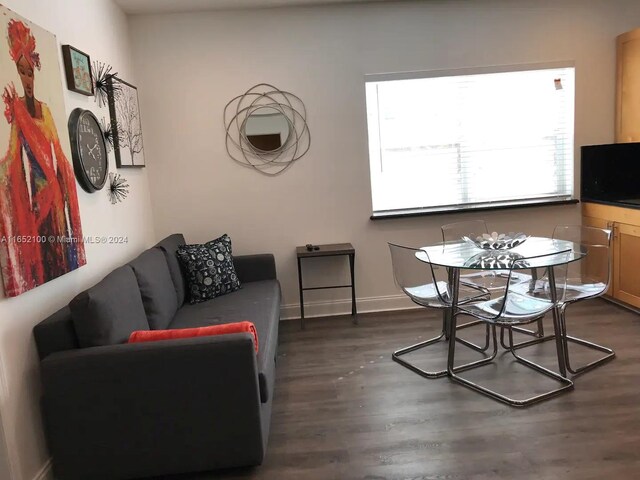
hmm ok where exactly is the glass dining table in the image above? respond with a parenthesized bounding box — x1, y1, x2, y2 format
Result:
(416, 236, 586, 377)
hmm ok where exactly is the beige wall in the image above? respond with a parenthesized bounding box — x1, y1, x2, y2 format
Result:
(130, 0, 640, 319)
(0, 1, 155, 479)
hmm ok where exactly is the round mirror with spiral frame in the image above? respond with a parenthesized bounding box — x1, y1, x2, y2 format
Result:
(224, 83, 310, 176)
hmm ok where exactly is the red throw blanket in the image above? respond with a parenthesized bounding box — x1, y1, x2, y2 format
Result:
(128, 321, 258, 353)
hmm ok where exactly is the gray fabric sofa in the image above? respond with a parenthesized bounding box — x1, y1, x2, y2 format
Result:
(32, 234, 281, 480)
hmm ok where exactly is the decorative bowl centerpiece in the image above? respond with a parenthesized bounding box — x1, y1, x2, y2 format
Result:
(462, 232, 529, 251)
(464, 251, 528, 269)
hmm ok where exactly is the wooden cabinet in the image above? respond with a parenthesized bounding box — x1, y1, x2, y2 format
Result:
(612, 222, 640, 306)
(616, 27, 640, 142)
(583, 202, 640, 308)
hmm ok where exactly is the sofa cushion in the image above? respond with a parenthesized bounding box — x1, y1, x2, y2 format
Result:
(176, 234, 241, 304)
(170, 279, 280, 402)
(70, 266, 150, 347)
(129, 249, 178, 330)
(155, 234, 187, 306)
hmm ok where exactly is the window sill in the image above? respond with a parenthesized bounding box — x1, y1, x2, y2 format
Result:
(370, 198, 580, 220)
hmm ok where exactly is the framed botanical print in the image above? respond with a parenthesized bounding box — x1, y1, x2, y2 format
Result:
(61, 45, 93, 96)
(107, 76, 146, 168)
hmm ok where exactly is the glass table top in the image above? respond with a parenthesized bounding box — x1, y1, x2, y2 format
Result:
(417, 236, 586, 270)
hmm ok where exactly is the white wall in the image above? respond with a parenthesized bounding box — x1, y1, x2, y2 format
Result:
(0, 1, 155, 479)
(130, 0, 640, 319)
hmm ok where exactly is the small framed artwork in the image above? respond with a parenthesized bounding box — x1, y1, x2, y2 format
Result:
(61, 45, 94, 96)
(107, 76, 146, 168)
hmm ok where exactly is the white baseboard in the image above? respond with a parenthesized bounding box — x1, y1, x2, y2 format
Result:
(280, 293, 418, 320)
(32, 459, 52, 480)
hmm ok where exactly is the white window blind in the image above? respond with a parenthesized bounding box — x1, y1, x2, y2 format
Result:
(365, 64, 575, 216)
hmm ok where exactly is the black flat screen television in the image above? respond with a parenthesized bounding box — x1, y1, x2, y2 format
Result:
(581, 142, 640, 205)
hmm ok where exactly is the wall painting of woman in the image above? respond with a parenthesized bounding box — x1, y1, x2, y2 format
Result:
(0, 5, 86, 297)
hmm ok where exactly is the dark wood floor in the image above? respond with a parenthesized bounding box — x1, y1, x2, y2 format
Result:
(165, 299, 640, 480)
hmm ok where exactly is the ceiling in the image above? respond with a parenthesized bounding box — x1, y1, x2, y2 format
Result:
(114, 0, 390, 15)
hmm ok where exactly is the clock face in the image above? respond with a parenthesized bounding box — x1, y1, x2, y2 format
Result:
(69, 108, 108, 193)
(78, 113, 107, 186)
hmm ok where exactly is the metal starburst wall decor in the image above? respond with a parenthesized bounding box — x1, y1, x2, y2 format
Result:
(107, 173, 129, 204)
(91, 61, 121, 108)
(100, 117, 114, 153)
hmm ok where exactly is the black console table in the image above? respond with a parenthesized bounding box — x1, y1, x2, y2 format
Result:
(296, 243, 357, 329)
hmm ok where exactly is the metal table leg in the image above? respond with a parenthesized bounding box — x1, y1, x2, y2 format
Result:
(297, 256, 305, 329)
(548, 267, 567, 377)
(447, 269, 461, 374)
(349, 252, 357, 324)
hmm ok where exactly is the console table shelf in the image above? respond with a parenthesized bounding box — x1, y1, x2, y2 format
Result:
(296, 243, 357, 328)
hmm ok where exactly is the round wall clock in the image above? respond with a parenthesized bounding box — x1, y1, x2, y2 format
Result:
(68, 108, 108, 193)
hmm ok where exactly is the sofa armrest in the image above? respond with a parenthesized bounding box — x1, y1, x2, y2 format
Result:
(233, 253, 277, 283)
(40, 334, 264, 480)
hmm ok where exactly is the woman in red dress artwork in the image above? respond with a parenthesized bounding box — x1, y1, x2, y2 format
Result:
(0, 19, 85, 297)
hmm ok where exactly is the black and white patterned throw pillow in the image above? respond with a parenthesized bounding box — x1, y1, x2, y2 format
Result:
(176, 234, 241, 304)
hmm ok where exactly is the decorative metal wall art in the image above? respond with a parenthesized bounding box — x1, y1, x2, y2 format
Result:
(224, 83, 310, 176)
(91, 61, 120, 108)
(100, 116, 114, 152)
(107, 172, 129, 204)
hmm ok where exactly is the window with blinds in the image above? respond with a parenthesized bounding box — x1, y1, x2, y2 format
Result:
(365, 64, 575, 217)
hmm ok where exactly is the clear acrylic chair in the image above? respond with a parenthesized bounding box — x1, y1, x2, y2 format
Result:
(441, 220, 543, 347)
(388, 242, 496, 379)
(553, 225, 614, 375)
(448, 249, 575, 407)
(510, 226, 614, 375)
